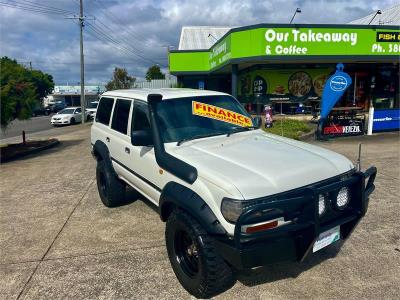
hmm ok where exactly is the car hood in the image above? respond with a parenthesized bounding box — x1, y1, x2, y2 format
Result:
(167, 130, 354, 199)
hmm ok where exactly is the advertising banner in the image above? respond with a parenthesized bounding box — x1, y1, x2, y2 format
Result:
(322, 119, 364, 136)
(320, 64, 352, 119)
(238, 68, 332, 103)
(372, 109, 400, 131)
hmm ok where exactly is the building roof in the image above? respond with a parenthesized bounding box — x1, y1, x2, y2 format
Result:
(102, 88, 228, 101)
(178, 26, 233, 50)
(349, 4, 400, 25)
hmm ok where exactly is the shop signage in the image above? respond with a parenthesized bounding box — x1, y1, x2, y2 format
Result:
(376, 32, 400, 42)
(320, 64, 352, 119)
(322, 119, 364, 136)
(169, 25, 400, 73)
(372, 109, 400, 131)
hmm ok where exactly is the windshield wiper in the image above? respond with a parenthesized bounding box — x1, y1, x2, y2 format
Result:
(226, 126, 258, 137)
(177, 132, 226, 146)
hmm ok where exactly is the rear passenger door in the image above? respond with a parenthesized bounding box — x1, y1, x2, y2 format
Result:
(108, 98, 133, 181)
(74, 107, 82, 122)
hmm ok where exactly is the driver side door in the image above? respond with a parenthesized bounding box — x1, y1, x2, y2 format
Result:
(129, 100, 163, 205)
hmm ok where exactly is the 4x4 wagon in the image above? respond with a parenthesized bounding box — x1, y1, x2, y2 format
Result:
(91, 88, 376, 298)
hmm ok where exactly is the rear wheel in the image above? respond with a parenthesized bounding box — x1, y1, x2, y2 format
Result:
(166, 209, 235, 298)
(96, 160, 126, 207)
(70, 117, 75, 125)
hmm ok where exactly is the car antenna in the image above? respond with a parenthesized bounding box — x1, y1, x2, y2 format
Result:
(356, 143, 362, 171)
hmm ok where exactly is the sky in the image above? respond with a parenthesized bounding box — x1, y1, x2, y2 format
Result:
(0, 0, 397, 85)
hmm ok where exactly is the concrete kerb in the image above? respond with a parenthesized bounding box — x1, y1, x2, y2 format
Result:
(0, 139, 60, 163)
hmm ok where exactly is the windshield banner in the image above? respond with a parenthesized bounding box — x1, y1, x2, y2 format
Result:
(192, 101, 252, 127)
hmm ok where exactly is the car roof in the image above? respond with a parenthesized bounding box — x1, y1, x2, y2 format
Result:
(101, 88, 230, 101)
(62, 107, 80, 109)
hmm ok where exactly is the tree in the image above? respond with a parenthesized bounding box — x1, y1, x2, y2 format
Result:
(145, 65, 165, 81)
(0, 57, 54, 128)
(105, 67, 136, 91)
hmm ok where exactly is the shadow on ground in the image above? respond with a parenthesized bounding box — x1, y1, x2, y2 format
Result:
(0, 139, 87, 164)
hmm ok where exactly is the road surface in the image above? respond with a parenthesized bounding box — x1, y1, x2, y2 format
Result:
(0, 115, 53, 140)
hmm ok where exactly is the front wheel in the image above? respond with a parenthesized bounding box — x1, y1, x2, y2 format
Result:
(166, 209, 235, 298)
(96, 160, 126, 207)
(70, 117, 75, 125)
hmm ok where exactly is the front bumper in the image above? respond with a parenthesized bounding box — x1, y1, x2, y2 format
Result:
(51, 119, 69, 125)
(214, 167, 377, 269)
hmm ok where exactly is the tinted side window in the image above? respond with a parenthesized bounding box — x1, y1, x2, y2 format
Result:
(75, 108, 81, 113)
(96, 97, 114, 125)
(132, 101, 150, 131)
(111, 99, 132, 134)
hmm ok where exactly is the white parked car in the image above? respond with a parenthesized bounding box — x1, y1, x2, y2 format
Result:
(86, 101, 99, 120)
(51, 107, 88, 126)
(90, 89, 376, 298)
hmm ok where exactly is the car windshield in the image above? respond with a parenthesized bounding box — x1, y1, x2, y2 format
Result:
(58, 109, 75, 114)
(87, 102, 98, 109)
(155, 95, 253, 143)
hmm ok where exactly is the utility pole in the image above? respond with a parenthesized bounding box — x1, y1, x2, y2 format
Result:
(65, 4, 94, 124)
(29, 61, 32, 71)
(79, 0, 85, 124)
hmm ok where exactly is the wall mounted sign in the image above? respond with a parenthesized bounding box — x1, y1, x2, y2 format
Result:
(372, 109, 400, 131)
(169, 25, 400, 73)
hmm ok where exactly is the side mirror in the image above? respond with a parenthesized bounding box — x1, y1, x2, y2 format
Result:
(252, 116, 262, 128)
(131, 129, 153, 146)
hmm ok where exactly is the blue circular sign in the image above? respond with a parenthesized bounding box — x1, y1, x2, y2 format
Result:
(330, 75, 348, 92)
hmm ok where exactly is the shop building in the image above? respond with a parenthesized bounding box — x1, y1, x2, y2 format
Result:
(169, 10, 400, 132)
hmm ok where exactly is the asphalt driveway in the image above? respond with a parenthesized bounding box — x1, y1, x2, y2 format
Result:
(0, 126, 399, 299)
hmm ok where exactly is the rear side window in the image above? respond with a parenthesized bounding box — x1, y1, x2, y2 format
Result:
(111, 99, 132, 134)
(132, 101, 150, 131)
(96, 97, 114, 125)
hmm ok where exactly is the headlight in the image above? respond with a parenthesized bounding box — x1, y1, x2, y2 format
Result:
(318, 194, 327, 216)
(336, 187, 350, 209)
(221, 198, 243, 223)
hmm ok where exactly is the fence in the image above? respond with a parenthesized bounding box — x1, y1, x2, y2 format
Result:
(135, 77, 178, 89)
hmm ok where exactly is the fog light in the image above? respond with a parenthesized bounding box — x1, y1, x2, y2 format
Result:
(318, 194, 326, 216)
(336, 187, 350, 209)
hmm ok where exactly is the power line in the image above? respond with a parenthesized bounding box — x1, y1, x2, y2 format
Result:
(86, 22, 165, 66)
(0, 0, 75, 15)
(92, 0, 154, 48)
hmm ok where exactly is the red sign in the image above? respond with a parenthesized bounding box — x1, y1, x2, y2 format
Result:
(323, 124, 362, 135)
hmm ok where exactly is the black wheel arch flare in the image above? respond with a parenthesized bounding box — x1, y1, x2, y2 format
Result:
(160, 182, 227, 235)
(92, 140, 118, 177)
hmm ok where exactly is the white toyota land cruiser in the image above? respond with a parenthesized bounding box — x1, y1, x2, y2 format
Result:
(91, 88, 376, 298)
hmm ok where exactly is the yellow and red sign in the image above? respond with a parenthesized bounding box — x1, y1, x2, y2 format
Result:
(192, 101, 252, 127)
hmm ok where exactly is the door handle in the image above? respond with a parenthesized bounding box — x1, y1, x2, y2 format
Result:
(125, 147, 130, 154)
(106, 137, 110, 142)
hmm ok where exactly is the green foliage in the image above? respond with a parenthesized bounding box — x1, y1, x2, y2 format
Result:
(145, 65, 165, 81)
(263, 118, 311, 140)
(0, 57, 54, 127)
(105, 67, 136, 91)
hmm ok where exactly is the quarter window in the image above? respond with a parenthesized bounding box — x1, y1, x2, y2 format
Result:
(96, 97, 114, 125)
(111, 99, 132, 134)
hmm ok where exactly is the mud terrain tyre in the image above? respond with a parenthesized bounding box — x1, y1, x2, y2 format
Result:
(96, 160, 126, 207)
(166, 209, 235, 298)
